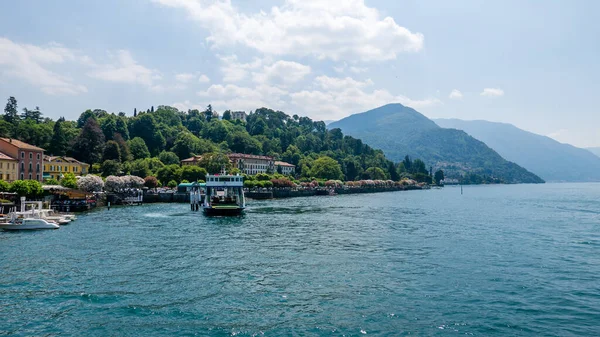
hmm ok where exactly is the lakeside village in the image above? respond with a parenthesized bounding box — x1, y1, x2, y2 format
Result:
(0, 99, 447, 225)
(0, 136, 435, 224)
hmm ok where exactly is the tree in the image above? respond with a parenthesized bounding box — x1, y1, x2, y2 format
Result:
(77, 109, 96, 128)
(102, 160, 122, 176)
(21, 106, 42, 123)
(77, 175, 104, 192)
(158, 151, 180, 165)
(44, 178, 60, 185)
(60, 173, 78, 189)
(129, 159, 151, 178)
(70, 118, 105, 164)
(10, 180, 42, 197)
(134, 108, 137, 117)
(222, 110, 232, 120)
(388, 162, 400, 181)
(205, 104, 213, 122)
(129, 114, 165, 156)
(48, 117, 69, 156)
(113, 133, 131, 161)
(167, 180, 178, 188)
(310, 156, 344, 180)
(144, 176, 159, 189)
(364, 167, 387, 180)
(434, 170, 445, 186)
(198, 152, 231, 174)
(0, 180, 10, 192)
(180, 165, 207, 182)
(115, 117, 129, 140)
(103, 140, 122, 162)
(129, 137, 150, 160)
(100, 115, 117, 141)
(3, 96, 19, 125)
(156, 164, 182, 185)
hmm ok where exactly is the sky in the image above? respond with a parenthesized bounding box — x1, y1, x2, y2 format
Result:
(0, 0, 599, 148)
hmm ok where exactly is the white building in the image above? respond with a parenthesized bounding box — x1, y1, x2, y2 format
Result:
(275, 161, 295, 175)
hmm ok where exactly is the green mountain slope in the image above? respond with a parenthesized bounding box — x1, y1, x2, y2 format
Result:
(329, 104, 544, 184)
(435, 119, 600, 182)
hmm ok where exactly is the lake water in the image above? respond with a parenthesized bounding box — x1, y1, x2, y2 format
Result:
(1, 183, 599, 336)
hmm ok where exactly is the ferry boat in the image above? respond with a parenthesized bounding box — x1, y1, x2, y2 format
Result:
(202, 172, 245, 216)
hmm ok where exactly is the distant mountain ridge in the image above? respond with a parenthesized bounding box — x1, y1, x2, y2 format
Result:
(435, 119, 600, 182)
(587, 147, 600, 158)
(329, 103, 544, 184)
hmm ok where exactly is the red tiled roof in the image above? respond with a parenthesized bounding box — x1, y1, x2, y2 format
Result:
(0, 151, 17, 161)
(275, 161, 295, 167)
(0, 138, 45, 151)
(228, 153, 273, 161)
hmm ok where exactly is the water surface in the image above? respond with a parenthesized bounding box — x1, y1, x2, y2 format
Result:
(1, 183, 599, 336)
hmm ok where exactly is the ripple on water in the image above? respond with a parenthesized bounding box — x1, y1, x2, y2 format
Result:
(1, 183, 600, 336)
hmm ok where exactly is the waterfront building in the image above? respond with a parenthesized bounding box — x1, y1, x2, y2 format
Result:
(0, 138, 44, 182)
(274, 161, 296, 175)
(229, 153, 274, 175)
(181, 153, 275, 175)
(0, 151, 18, 182)
(43, 156, 90, 180)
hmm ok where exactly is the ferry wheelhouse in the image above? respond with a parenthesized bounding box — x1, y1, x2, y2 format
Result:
(202, 173, 245, 216)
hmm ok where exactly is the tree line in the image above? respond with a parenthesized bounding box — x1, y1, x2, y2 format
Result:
(3, 96, 441, 185)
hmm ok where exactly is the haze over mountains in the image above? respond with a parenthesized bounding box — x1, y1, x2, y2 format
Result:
(435, 119, 600, 182)
(329, 104, 544, 184)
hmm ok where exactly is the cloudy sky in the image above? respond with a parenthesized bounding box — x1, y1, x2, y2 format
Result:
(1, 0, 599, 147)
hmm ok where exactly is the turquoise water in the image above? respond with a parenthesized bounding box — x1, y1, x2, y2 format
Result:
(1, 183, 599, 336)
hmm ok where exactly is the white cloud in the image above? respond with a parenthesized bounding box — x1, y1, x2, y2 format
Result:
(0, 37, 87, 95)
(290, 75, 441, 120)
(153, 0, 424, 61)
(175, 73, 195, 83)
(198, 74, 210, 83)
(196, 83, 288, 112)
(219, 55, 263, 82)
(87, 50, 162, 90)
(448, 89, 463, 100)
(480, 88, 504, 97)
(252, 60, 311, 85)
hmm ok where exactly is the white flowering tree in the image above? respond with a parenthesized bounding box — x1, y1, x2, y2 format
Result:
(104, 176, 124, 193)
(77, 174, 104, 193)
(124, 175, 145, 189)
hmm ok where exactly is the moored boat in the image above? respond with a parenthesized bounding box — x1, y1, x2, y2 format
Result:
(0, 218, 59, 230)
(202, 172, 245, 216)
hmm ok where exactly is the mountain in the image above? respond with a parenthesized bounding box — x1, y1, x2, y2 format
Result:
(435, 119, 600, 182)
(329, 103, 544, 184)
(587, 147, 600, 158)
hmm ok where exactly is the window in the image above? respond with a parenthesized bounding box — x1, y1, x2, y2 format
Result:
(20, 162, 24, 171)
(29, 163, 32, 171)
(29, 153, 32, 159)
(20, 173, 23, 180)
(0, 163, 2, 169)
(12, 163, 14, 169)
(21, 152, 24, 159)
(64, 166, 67, 171)
(36, 163, 40, 172)
(0, 174, 3, 180)
(74, 167, 78, 172)
(36, 174, 39, 181)
(28, 173, 32, 180)
(37, 153, 40, 160)
(6, 174, 9, 181)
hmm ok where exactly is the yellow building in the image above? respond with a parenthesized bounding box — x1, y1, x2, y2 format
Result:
(0, 151, 18, 182)
(43, 156, 90, 180)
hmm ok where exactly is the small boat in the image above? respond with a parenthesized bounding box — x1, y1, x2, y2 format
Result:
(0, 218, 59, 230)
(202, 171, 245, 216)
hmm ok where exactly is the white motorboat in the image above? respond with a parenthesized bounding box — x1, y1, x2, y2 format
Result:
(0, 218, 59, 230)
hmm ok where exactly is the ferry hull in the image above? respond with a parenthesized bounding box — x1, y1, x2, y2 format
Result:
(202, 206, 244, 216)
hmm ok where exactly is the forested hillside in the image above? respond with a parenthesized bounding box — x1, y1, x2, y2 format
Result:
(2, 96, 434, 184)
(329, 103, 545, 184)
